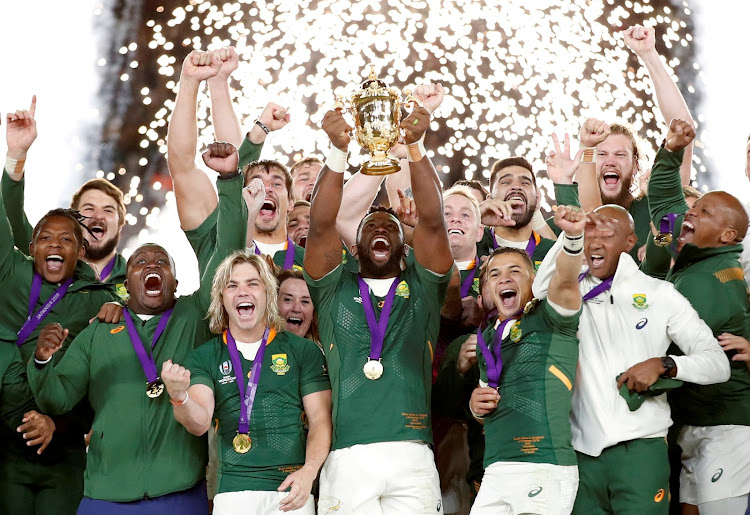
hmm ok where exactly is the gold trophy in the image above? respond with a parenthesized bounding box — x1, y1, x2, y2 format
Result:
(334, 66, 423, 175)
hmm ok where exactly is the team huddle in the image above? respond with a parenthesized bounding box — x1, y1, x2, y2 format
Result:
(1, 23, 749, 515)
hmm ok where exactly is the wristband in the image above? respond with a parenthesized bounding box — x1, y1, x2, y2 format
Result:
(407, 138, 426, 162)
(34, 355, 53, 369)
(562, 232, 584, 256)
(169, 390, 189, 406)
(217, 169, 242, 181)
(469, 404, 486, 420)
(5, 155, 25, 180)
(325, 145, 348, 174)
(580, 147, 596, 164)
(531, 210, 548, 231)
(255, 120, 270, 134)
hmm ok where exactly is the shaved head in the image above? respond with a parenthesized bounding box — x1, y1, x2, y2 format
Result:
(678, 191, 749, 251)
(706, 191, 748, 242)
(593, 205, 635, 236)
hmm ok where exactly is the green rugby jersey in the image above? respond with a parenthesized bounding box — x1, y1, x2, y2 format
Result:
(479, 299, 581, 467)
(476, 229, 554, 271)
(459, 264, 480, 299)
(186, 330, 330, 493)
(305, 261, 451, 450)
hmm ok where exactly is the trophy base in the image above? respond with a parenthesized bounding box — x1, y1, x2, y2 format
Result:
(361, 157, 401, 176)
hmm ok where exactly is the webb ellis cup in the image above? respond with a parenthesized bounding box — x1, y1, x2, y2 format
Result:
(334, 66, 422, 175)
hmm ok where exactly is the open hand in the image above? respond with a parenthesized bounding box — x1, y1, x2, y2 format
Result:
(18, 411, 55, 455)
(6, 95, 37, 159)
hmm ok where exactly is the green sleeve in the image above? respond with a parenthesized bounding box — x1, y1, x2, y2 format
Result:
(554, 183, 581, 207)
(414, 261, 453, 312)
(648, 146, 688, 227)
(184, 207, 218, 284)
(238, 138, 264, 170)
(541, 299, 581, 336)
(639, 236, 672, 280)
(298, 338, 330, 397)
(194, 174, 248, 314)
(185, 341, 216, 391)
(0, 344, 37, 434)
(26, 324, 95, 415)
(1, 173, 33, 254)
(432, 334, 476, 420)
(0, 174, 22, 271)
(304, 265, 345, 315)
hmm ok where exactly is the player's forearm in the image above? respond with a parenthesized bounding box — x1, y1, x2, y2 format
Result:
(302, 415, 332, 475)
(408, 157, 443, 230)
(336, 172, 384, 249)
(173, 396, 212, 436)
(310, 166, 344, 234)
(208, 79, 243, 149)
(640, 51, 694, 126)
(385, 159, 412, 206)
(548, 232, 584, 310)
(576, 162, 603, 212)
(167, 78, 201, 174)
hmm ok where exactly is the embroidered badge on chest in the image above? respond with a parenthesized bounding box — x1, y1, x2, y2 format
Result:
(632, 293, 649, 310)
(395, 280, 410, 298)
(509, 321, 522, 342)
(270, 354, 290, 375)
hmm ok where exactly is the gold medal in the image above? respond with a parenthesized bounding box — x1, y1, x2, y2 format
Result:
(653, 233, 672, 247)
(363, 359, 384, 380)
(233, 432, 252, 453)
(146, 379, 164, 398)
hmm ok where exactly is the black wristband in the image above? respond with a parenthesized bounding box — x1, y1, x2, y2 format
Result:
(255, 120, 270, 134)
(217, 170, 242, 181)
(661, 356, 676, 377)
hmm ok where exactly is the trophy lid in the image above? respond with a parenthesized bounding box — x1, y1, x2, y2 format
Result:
(360, 65, 387, 90)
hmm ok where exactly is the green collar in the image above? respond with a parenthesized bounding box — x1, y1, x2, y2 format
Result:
(670, 243, 743, 277)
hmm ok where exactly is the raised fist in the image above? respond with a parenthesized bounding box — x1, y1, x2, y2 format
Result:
(213, 46, 239, 80)
(6, 96, 37, 160)
(479, 198, 519, 227)
(257, 102, 291, 132)
(35, 323, 68, 362)
(665, 119, 695, 153)
(161, 359, 191, 403)
(202, 141, 239, 175)
(580, 118, 611, 148)
(545, 133, 582, 184)
(554, 205, 586, 237)
(470, 387, 500, 418)
(413, 83, 445, 115)
(17, 411, 55, 455)
(457, 334, 478, 375)
(322, 109, 353, 151)
(243, 178, 266, 219)
(181, 50, 221, 82)
(623, 25, 656, 58)
(400, 106, 430, 144)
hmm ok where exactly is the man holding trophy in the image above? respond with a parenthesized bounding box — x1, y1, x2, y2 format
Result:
(304, 70, 454, 514)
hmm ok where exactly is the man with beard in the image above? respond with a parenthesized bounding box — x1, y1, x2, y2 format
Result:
(0, 202, 120, 514)
(25, 141, 254, 513)
(168, 49, 302, 273)
(305, 103, 453, 513)
(3, 98, 128, 296)
(287, 200, 310, 248)
(476, 156, 555, 269)
(533, 204, 729, 515)
(468, 206, 585, 514)
(644, 119, 750, 514)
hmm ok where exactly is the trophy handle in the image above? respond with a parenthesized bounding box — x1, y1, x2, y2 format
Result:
(333, 95, 348, 113)
(402, 89, 424, 109)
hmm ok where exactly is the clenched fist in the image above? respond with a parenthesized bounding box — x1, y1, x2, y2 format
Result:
(212, 46, 239, 81)
(413, 83, 445, 115)
(554, 205, 586, 237)
(470, 387, 500, 418)
(400, 106, 430, 144)
(202, 141, 239, 175)
(623, 25, 656, 58)
(322, 109, 353, 151)
(665, 119, 695, 153)
(580, 118, 611, 148)
(35, 323, 68, 362)
(457, 334, 478, 375)
(161, 359, 191, 403)
(181, 50, 221, 82)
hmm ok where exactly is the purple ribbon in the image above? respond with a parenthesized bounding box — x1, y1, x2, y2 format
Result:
(254, 237, 295, 270)
(460, 265, 478, 298)
(358, 276, 400, 362)
(122, 308, 174, 384)
(226, 327, 271, 434)
(578, 272, 614, 302)
(659, 213, 678, 236)
(16, 273, 73, 347)
(99, 254, 117, 283)
(491, 230, 537, 260)
(476, 315, 520, 389)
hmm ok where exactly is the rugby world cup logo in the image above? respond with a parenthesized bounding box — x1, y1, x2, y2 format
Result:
(220, 360, 232, 375)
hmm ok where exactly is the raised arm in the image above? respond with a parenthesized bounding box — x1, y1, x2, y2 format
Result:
(304, 110, 351, 279)
(166, 50, 221, 231)
(336, 171, 384, 250)
(403, 107, 453, 274)
(208, 46, 243, 149)
(238, 102, 291, 169)
(3, 97, 36, 252)
(577, 118, 613, 212)
(647, 119, 693, 227)
(162, 360, 215, 436)
(624, 25, 694, 185)
(547, 206, 586, 311)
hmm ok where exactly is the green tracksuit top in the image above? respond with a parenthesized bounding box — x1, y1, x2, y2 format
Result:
(0, 344, 37, 436)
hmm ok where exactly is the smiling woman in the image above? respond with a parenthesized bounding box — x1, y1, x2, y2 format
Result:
(30, 209, 86, 284)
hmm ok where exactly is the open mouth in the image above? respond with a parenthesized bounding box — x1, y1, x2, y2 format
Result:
(589, 254, 605, 268)
(678, 220, 695, 245)
(298, 236, 307, 248)
(286, 316, 303, 328)
(504, 193, 526, 212)
(602, 171, 620, 189)
(448, 228, 465, 236)
(46, 254, 64, 272)
(499, 289, 518, 309)
(88, 224, 106, 240)
(260, 199, 277, 219)
(237, 301, 255, 319)
(371, 236, 391, 259)
(144, 272, 163, 297)
(305, 192, 312, 202)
